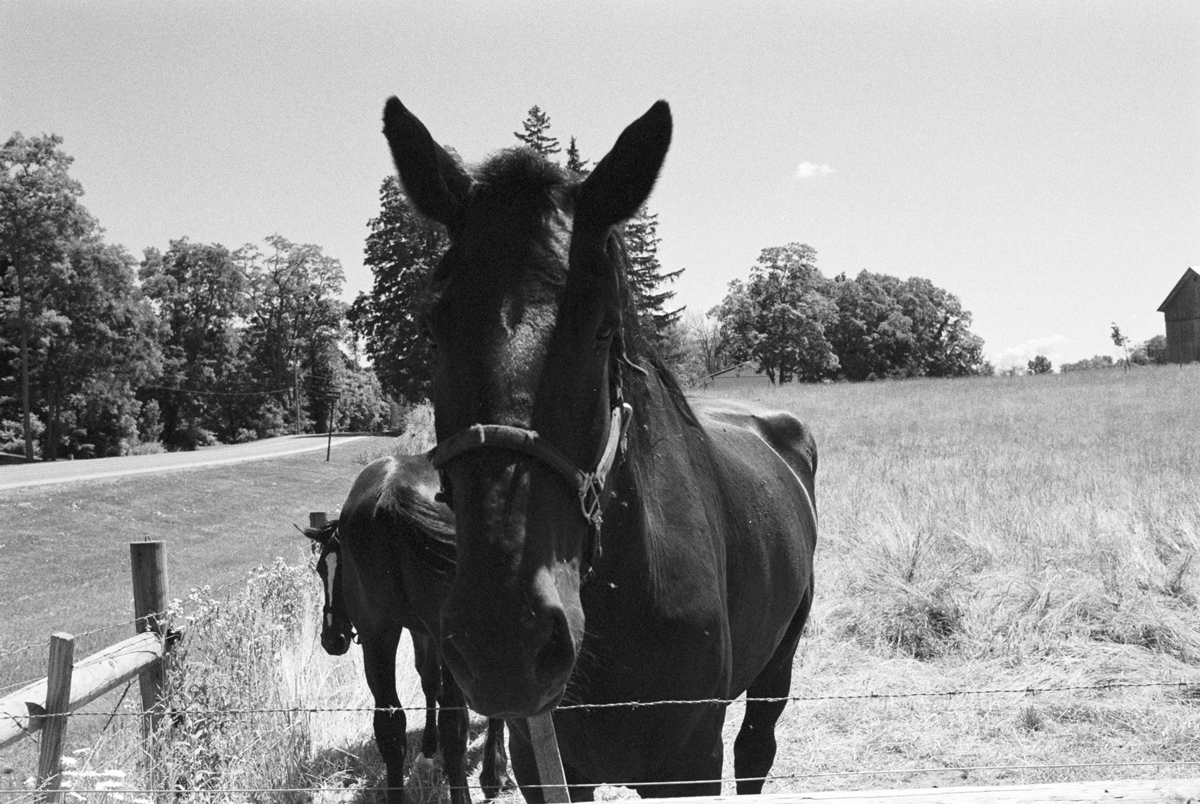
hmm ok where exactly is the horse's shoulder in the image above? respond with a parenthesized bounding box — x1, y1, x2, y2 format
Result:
(693, 400, 817, 483)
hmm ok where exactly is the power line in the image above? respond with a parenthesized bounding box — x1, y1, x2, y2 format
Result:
(143, 384, 292, 398)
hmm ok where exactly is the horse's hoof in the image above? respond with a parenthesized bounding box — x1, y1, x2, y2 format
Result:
(480, 773, 512, 799)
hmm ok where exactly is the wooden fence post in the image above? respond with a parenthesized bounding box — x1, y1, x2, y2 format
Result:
(36, 632, 75, 803)
(130, 541, 168, 736)
(527, 712, 570, 803)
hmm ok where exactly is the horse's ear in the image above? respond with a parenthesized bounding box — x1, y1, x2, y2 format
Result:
(383, 97, 472, 227)
(576, 100, 672, 233)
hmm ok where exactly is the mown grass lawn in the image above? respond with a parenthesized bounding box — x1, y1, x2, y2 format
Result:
(0, 436, 413, 693)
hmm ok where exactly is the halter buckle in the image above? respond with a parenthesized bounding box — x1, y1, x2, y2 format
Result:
(579, 473, 605, 530)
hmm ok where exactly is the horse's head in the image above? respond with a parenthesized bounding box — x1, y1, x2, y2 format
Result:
(303, 521, 356, 656)
(383, 97, 671, 717)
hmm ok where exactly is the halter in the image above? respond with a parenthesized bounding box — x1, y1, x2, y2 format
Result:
(429, 400, 633, 577)
(302, 522, 358, 641)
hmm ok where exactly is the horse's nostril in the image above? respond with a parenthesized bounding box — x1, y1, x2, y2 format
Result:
(534, 610, 574, 682)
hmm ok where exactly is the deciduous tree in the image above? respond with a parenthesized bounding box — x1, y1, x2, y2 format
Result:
(237, 235, 347, 435)
(711, 244, 839, 383)
(35, 238, 161, 458)
(0, 132, 94, 459)
(1027, 355, 1052, 375)
(140, 239, 251, 447)
(1110, 323, 1130, 372)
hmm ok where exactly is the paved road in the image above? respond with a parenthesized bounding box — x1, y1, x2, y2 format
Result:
(0, 434, 375, 491)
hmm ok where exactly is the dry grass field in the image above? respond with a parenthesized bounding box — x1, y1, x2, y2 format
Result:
(709, 364, 1200, 793)
(1, 367, 1197, 801)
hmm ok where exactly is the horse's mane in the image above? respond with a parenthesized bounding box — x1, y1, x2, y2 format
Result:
(472, 148, 573, 214)
(446, 147, 699, 436)
(607, 232, 701, 437)
(381, 483, 457, 576)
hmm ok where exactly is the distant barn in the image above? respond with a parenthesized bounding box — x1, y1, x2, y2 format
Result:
(1157, 267, 1200, 364)
(701, 361, 772, 392)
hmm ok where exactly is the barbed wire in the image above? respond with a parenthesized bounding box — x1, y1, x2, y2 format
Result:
(4, 758, 1197, 799)
(11, 678, 1198, 721)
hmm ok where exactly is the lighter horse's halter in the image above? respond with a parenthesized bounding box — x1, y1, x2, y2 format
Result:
(429, 399, 633, 577)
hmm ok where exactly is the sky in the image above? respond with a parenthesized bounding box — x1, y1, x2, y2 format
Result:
(3, 1, 1198, 369)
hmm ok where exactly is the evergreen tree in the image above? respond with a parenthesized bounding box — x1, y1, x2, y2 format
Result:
(565, 136, 589, 175)
(514, 106, 561, 157)
(623, 207, 682, 337)
(348, 176, 448, 404)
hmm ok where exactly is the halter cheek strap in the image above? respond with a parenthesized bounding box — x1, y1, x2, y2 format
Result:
(429, 403, 632, 575)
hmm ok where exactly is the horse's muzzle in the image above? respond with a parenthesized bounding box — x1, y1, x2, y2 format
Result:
(321, 631, 352, 656)
(440, 597, 575, 718)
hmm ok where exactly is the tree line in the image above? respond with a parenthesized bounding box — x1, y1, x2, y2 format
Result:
(701, 243, 989, 383)
(4, 106, 998, 461)
(1, 133, 389, 461)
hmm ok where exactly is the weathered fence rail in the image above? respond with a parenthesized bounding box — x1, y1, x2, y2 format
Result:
(0, 541, 174, 800)
(0, 630, 167, 750)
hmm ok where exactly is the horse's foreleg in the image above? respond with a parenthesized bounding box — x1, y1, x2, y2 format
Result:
(633, 709, 725, 800)
(479, 718, 510, 799)
(436, 661, 471, 804)
(412, 632, 442, 758)
(733, 584, 812, 795)
(362, 633, 407, 804)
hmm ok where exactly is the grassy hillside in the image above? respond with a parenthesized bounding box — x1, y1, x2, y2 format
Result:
(1, 368, 1196, 800)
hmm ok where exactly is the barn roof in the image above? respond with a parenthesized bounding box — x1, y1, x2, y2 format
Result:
(707, 361, 757, 380)
(1157, 267, 1200, 313)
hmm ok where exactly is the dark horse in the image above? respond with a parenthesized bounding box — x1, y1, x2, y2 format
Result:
(304, 453, 509, 804)
(382, 97, 818, 801)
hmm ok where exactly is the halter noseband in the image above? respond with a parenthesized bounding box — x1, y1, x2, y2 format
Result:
(429, 401, 633, 576)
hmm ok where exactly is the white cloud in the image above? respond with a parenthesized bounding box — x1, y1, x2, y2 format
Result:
(991, 334, 1070, 372)
(795, 162, 836, 179)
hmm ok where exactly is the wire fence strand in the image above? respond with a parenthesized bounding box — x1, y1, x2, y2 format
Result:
(3, 758, 1197, 799)
(8, 677, 1197, 722)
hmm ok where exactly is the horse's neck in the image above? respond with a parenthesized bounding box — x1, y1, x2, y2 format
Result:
(619, 367, 705, 530)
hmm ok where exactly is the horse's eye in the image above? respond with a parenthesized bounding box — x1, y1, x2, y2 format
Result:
(420, 321, 438, 350)
(596, 322, 615, 341)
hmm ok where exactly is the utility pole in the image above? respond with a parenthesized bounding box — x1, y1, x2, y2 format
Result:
(294, 363, 301, 435)
(326, 397, 335, 462)
(6, 255, 34, 462)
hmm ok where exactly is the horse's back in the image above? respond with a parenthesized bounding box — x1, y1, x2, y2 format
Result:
(694, 399, 817, 510)
(690, 398, 817, 693)
(338, 454, 456, 637)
